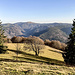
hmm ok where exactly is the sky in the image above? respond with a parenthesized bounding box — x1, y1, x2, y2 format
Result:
(0, 0, 75, 23)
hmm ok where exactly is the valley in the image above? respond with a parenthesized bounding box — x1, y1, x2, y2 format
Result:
(3, 22, 72, 43)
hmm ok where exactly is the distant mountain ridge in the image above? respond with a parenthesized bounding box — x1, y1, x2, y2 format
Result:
(3, 22, 72, 42)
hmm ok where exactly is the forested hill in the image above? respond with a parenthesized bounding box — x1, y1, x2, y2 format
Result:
(3, 22, 72, 43)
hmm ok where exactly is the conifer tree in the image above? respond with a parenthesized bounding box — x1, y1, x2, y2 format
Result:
(0, 20, 7, 53)
(63, 19, 75, 65)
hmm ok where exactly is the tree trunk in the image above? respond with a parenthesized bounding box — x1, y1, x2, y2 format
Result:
(35, 52, 38, 56)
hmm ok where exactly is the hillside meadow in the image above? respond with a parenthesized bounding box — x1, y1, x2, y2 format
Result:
(5, 43, 64, 61)
(0, 43, 74, 75)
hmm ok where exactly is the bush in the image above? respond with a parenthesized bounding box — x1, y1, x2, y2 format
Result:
(0, 45, 7, 53)
(50, 40, 62, 50)
(21, 37, 28, 43)
(7, 38, 12, 43)
(61, 43, 67, 51)
(21, 36, 44, 44)
(11, 36, 44, 44)
(44, 40, 66, 50)
(44, 39, 51, 46)
(11, 36, 22, 43)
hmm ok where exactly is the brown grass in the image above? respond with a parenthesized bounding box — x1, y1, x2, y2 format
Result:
(0, 43, 74, 75)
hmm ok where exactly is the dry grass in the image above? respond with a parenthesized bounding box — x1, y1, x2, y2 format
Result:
(5, 43, 64, 61)
(39, 46, 64, 61)
(0, 43, 74, 75)
(0, 61, 75, 75)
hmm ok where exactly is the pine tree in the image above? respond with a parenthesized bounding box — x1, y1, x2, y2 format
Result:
(0, 20, 7, 53)
(63, 19, 75, 65)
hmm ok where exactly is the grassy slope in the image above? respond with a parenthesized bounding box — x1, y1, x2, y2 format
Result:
(0, 43, 75, 75)
(4, 43, 64, 61)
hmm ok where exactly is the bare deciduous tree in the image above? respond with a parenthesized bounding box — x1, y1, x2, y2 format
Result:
(23, 38, 44, 56)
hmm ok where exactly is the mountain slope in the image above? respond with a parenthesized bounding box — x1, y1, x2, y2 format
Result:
(3, 22, 71, 42)
(39, 27, 68, 42)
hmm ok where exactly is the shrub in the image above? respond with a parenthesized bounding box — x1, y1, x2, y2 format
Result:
(61, 43, 67, 51)
(44, 40, 66, 51)
(11, 36, 44, 44)
(22, 36, 44, 44)
(50, 40, 62, 50)
(21, 37, 28, 43)
(0, 45, 7, 53)
(44, 39, 51, 46)
(7, 38, 12, 43)
(11, 36, 22, 43)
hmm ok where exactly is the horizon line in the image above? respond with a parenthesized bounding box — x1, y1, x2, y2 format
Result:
(2, 21, 72, 24)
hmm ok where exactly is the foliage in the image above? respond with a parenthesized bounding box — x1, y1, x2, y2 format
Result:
(11, 36, 23, 59)
(63, 19, 75, 65)
(28, 36, 44, 44)
(11, 36, 22, 43)
(11, 36, 44, 56)
(0, 20, 7, 53)
(0, 45, 7, 53)
(7, 38, 12, 43)
(50, 40, 66, 50)
(44, 39, 51, 46)
(11, 36, 44, 44)
(44, 40, 66, 51)
(23, 36, 44, 56)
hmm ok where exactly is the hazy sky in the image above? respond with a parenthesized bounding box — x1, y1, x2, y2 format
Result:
(0, 0, 75, 23)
